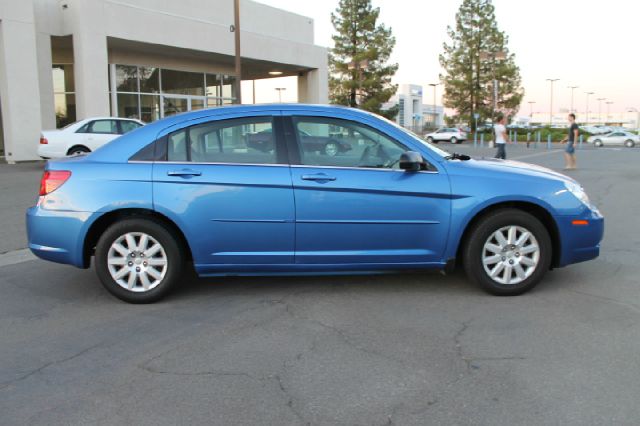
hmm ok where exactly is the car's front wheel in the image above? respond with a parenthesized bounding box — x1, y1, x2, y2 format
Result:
(451, 137, 458, 144)
(462, 209, 552, 296)
(594, 139, 603, 147)
(95, 218, 185, 303)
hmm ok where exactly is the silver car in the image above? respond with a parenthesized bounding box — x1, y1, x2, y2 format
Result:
(587, 131, 639, 148)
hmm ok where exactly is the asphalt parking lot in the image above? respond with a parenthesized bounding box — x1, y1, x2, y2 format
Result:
(1, 143, 639, 425)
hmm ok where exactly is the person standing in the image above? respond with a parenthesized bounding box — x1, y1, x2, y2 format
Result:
(494, 114, 510, 159)
(560, 113, 579, 170)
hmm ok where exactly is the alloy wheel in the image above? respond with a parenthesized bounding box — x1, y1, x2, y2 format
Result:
(107, 232, 168, 292)
(481, 225, 540, 285)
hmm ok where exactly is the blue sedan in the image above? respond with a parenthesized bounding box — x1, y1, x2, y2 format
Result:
(26, 105, 604, 303)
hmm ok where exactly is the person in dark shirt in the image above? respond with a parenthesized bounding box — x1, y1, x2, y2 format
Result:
(560, 113, 579, 170)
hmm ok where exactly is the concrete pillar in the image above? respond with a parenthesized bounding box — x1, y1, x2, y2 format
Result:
(67, 0, 109, 119)
(298, 67, 328, 104)
(0, 4, 43, 162)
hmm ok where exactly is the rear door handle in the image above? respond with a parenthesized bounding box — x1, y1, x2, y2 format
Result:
(167, 169, 202, 177)
(301, 173, 336, 181)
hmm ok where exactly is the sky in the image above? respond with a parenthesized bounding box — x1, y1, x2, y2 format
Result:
(249, 0, 640, 119)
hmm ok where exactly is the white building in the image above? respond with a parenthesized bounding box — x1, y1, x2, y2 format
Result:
(384, 84, 444, 132)
(0, 0, 328, 162)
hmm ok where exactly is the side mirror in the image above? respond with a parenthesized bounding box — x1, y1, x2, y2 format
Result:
(399, 151, 423, 172)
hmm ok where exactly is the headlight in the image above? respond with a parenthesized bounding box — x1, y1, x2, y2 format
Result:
(565, 181, 590, 205)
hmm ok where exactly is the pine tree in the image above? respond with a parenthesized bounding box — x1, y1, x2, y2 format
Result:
(439, 0, 523, 128)
(329, 0, 398, 119)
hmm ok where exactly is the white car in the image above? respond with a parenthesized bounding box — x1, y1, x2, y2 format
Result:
(424, 127, 467, 144)
(587, 131, 639, 148)
(38, 117, 144, 158)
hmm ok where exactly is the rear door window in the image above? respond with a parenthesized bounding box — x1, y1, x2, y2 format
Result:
(166, 117, 279, 164)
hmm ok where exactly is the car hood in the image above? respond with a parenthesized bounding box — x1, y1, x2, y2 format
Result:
(449, 157, 577, 184)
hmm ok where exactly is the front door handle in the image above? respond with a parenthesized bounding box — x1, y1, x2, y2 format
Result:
(167, 169, 202, 177)
(301, 173, 336, 181)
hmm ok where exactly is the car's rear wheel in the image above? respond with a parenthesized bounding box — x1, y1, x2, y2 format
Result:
(426, 136, 434, 143)
(462, 209, 552, 296)
(451, 137, 458, 144)
(594, 140, 603, 147)
(67, 145, 91, 156)
(324, 142, 339, 156)
(624, 139, 635, 148)
(95, 218, 184, 303)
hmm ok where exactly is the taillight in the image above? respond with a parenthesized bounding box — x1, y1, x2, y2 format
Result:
(39, 137, 48, 144)
(39, 170, 71, 196)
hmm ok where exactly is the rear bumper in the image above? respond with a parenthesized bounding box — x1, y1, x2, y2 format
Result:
(556, 207, 604, 267)
(26, 205, 92, 268)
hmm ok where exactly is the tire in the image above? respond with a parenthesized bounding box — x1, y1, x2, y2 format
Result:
(450, 137, 458, 144)
(462, 209, 552, 296)
(67, 145, 91, 156)
(94, 218, 185, 303)
(324, 141, 339, 156)
(426, 137, 434, 144)
(624, 139, 635, 148)
(593, 140, 603, 147)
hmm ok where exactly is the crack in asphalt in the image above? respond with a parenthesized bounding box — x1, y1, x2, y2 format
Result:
(0, 343, 102, 390)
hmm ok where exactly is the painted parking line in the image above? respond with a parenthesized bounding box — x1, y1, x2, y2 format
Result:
(0, 248, 36, 268)
(511, 150, 562, 160)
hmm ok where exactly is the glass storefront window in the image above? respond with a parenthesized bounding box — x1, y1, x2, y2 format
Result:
(54, 93, 76, 128)
(110, 64, 239, 123)
(205, 74, 220, 97)
(53, 64, 76, 128)
(52, 64, 75, 93)
(221, 75, 235, 100)
(115, 65, 138, 92)
(161, 69, 204, 96)
(140, 95, 160, 123)
(139, 67, 159, 93)
(117, 93, 140, 119)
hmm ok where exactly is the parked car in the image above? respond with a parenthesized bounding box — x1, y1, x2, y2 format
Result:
(38, 117, 145, 158)
(587, 131, 639, 147)
(247, 128, 352, 156)
(424, 127, 467, 144)
(27, 105, 603, 303)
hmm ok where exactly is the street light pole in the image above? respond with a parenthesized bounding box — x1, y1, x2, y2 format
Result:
(546, 78, 559, 126)
(567, 85, 579, 112)
(528, 101, 536, 118)
(597, 97, 606, 125)
(585, 91, 594, 125)
(232, 0, 242, 104)
(605, 101, 614, 123)
(275, 87, 286, 103)
(428, 83, 441, 128)
(628, 107, 640, 134)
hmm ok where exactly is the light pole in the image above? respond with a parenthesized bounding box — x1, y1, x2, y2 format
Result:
(605, 101, 614, 123)
(597, 97, 606, 125)
(546, 78, 560, 125)
(275, 87, 286, 103)
(627, 107, 640, 134)
(585, 91, 594, 125)
(480, 50, 506, 125)
(232, 0, 242, 104)
(428, 83, 441, 128)
(528, 101, 536, 119)
(567, 85, 579, 113)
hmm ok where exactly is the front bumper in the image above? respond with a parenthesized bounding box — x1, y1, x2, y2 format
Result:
(556, 206, 604, 267)
(26, 204, 92, 268)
